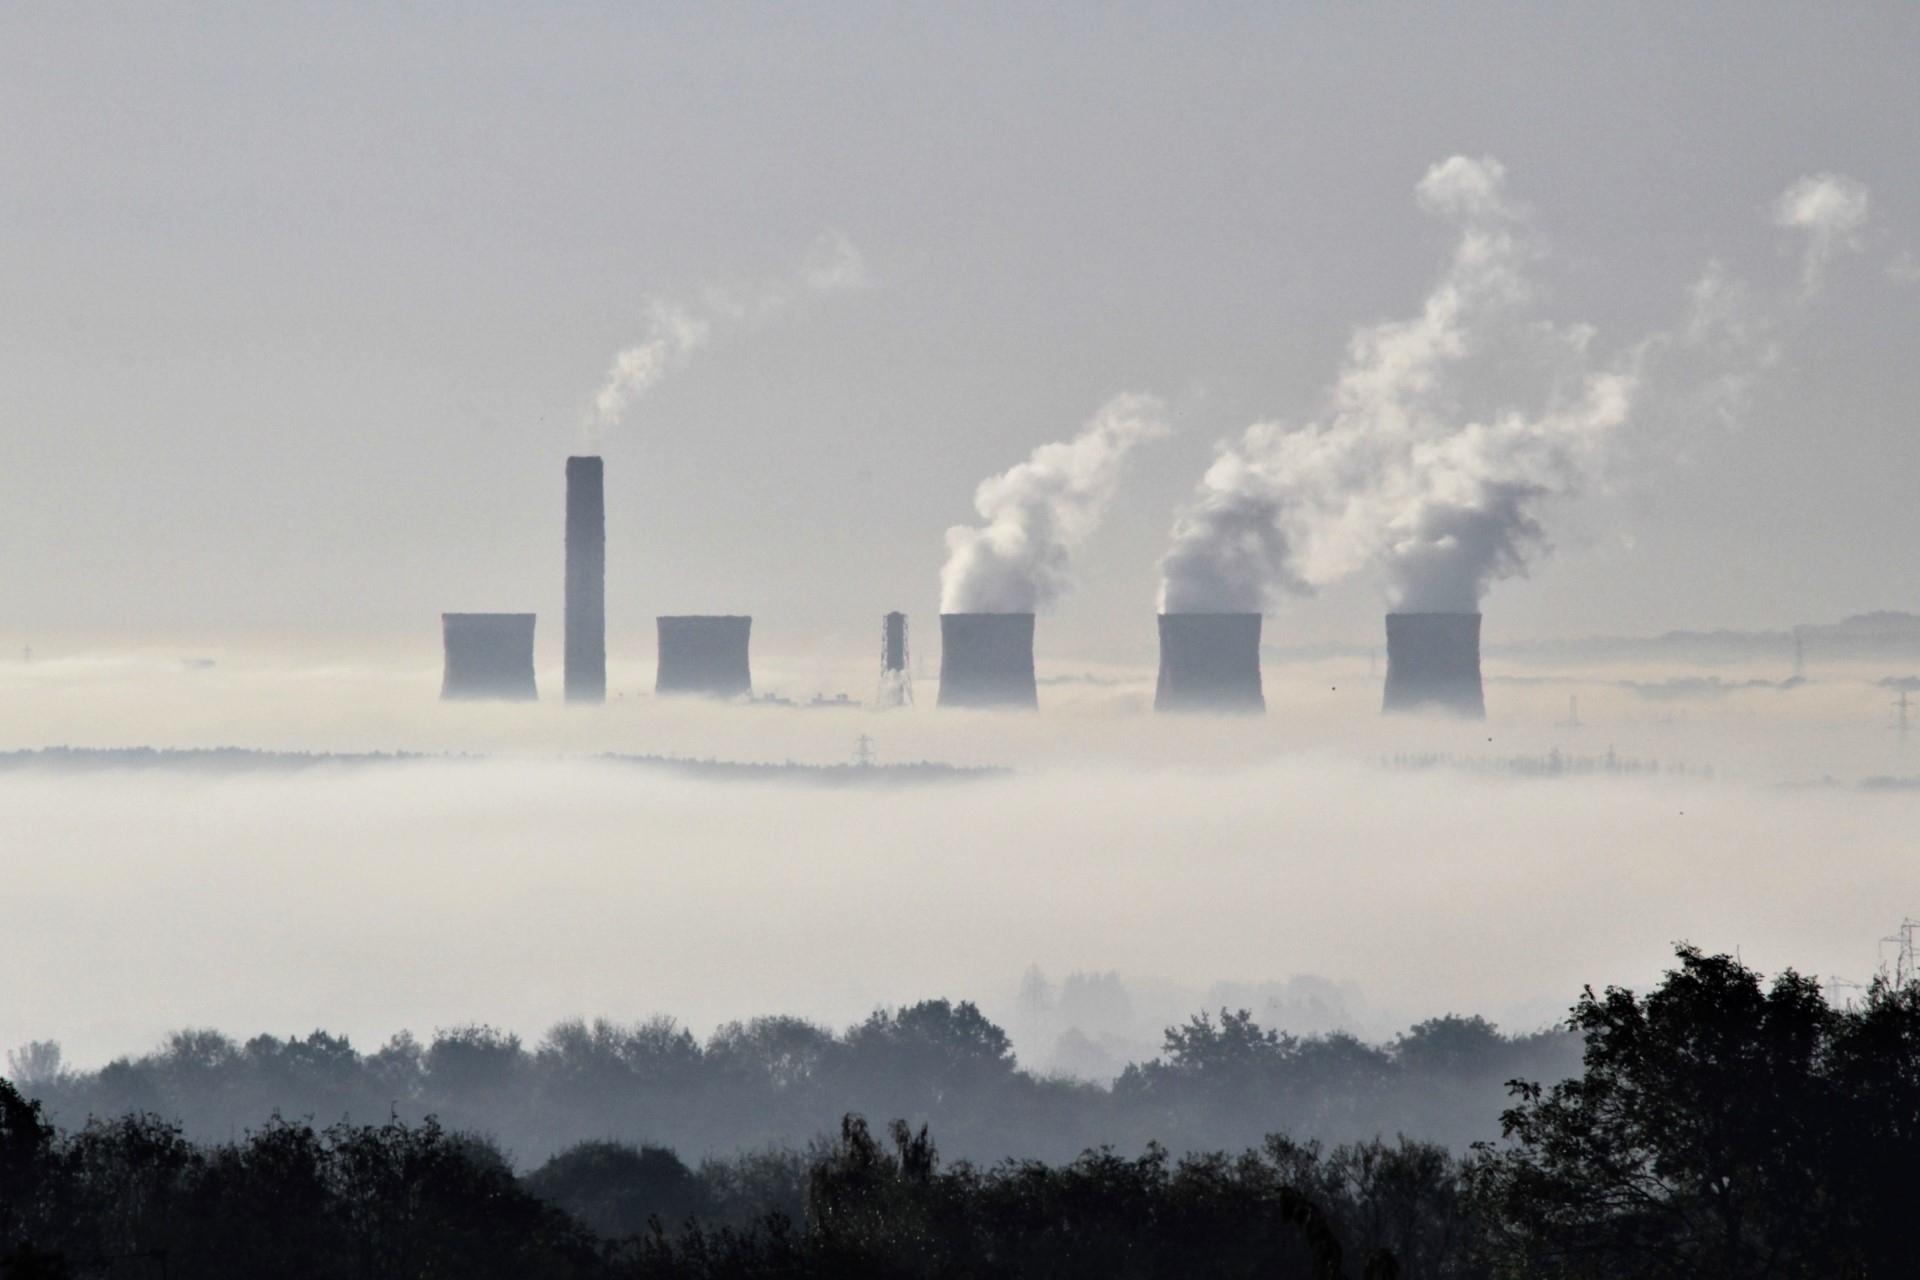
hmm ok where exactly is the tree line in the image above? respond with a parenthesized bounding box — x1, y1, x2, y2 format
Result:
(6, 947, 1919, 1277)
(13, 1003, 1577, 1170)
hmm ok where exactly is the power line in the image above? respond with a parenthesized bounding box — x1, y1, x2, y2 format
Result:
(1883, 918, 1919, 989)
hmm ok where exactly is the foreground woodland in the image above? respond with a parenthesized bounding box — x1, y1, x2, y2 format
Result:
(5, 947, 1919, 1278)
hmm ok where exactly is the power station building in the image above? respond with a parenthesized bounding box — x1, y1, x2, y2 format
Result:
(1155, 612, 1265, 713)
(657, 616, 753, 698)
(441, 613, 538, 700)
(937, 613, 1038, 710)
(428, 456, 1506, 720)
(1382, 612, 1485, 718)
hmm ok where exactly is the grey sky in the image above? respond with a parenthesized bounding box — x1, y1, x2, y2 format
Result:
(4, 4, 1917, 664)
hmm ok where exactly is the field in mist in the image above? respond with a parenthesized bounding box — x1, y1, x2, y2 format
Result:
(4, 635, 1915, 1077)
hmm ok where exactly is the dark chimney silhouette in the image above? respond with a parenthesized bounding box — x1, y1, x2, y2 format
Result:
(1155, 613, 1265, 714)
(656, 616, 752, 697)
(564, 456, 605, 703)
(441, 613, 538, 700)
(1382, 612, 1484, 717)
(883, 612, 908, 676)
(938, 613, 1038, 710)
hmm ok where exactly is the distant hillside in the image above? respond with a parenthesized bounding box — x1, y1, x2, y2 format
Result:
(1496, 612, 1920, 666)
(1265, 612, 1920, 667)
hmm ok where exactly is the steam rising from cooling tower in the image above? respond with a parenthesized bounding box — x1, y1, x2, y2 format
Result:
(937, 613, 1037, 710)
(1157, 158, 1872, 624)
(579, 234, 870, 450)
(1382, 612, 1484, 718)
(564, 457, 605, 703)
(1154, 613, 1264, 714)
(441, 614, 538, 701)
(656, 616, 752, 698)
(941, 394, 1169, 614)
(1158, 156, 1637, 618)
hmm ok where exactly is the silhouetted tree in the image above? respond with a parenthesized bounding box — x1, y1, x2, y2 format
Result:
(0, 1079, 59, 1270)
(1469, 945, 1920, 1279)
(524, 1140, 707, 1239)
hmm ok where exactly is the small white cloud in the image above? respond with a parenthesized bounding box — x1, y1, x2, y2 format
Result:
(1772, 173, 1872, 294)
(800, 231, 873, 294)
(1414, 155, 1515, 222)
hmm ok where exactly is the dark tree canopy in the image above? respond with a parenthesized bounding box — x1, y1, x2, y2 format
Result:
(8, 947, 1920, 1277)
(1471, 945, 1920, 1279)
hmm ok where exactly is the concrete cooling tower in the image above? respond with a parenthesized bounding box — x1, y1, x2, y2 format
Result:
(564, 456, 606, 704)
(1382, 612, 1485, 718)
(937, 613, 1038, 710)
(441, 613, 538, 701)
(1155, 613, 1265, 714)
(656, 616, 752, 697)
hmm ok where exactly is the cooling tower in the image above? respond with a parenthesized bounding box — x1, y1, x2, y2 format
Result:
(564, 456, 606, 703)
(1382, 612, 1485, 718)
(656, 616, 752, 697)
(937, 613, 1038, 710)
(1155, 613, 1265, 714)
(441, 613, 538, 701)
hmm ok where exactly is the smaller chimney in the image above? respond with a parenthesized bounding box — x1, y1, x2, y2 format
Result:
(1382, 612, 1484, 718)
(938, 613, 1038, 710)
(877, 612, 914, 708)
(656, 616, 752, 698)
(1155, 613, 1264, 714)
(442, 613, 538, 701)
(883, 612, 909, 676)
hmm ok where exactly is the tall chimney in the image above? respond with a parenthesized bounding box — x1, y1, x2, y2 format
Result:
(1155, 613, 1265, 714)
(882, 612, 908, 676)
(1382, 612, 1484, 718)
(564, 456, 606, 703)
(442, 613, 538, 701)
(937, 613, 1038, 710)
(656, 616, 752, 697)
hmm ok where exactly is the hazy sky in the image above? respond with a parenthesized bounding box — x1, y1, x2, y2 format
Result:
(4, 4, 1919, 668)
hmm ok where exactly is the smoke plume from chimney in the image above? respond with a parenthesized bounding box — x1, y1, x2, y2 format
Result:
(941, 394, 1168, 614)
(579, 233, 870, 450)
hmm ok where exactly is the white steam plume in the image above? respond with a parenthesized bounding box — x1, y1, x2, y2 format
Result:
(1160, 157, 1637, 614)
(1772, 173, 1871, 295)
(941, 394, 1170, 614)
(582, 303, 712, 449)
(1641, 172, 1874, 436)
(579, 232, 871, 450)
